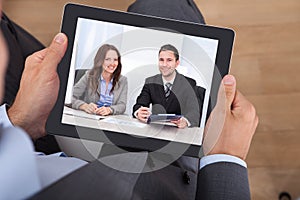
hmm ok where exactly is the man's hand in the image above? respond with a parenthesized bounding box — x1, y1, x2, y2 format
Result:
(8, 33, 68, 140)
(136, 106, 151, 123)
(171, 117, 188, 128)
(203, 75, 258, 160)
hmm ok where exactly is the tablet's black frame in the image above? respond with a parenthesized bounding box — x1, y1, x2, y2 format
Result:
(46, 3, 234, 158)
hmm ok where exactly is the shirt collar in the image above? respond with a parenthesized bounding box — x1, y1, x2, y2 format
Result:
(100, 75, 113, 83)
(162, 71, 176, 86)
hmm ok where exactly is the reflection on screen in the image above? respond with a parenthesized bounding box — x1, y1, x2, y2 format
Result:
(62, 17, 218, 146)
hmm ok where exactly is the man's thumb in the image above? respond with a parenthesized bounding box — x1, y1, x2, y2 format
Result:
(223, 75, 236, 109)
(43, 33, 68, 69)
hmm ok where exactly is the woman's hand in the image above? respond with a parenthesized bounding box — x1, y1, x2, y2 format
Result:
(79, 103, 98, 114)
(95, 106, 112, 116)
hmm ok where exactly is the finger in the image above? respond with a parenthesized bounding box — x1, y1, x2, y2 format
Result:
(139, 108, 147, 113)
(23, 49, 48, 72)
(176, 120, 185, 129)
(141, 107, 149, 111)
(89, 107, 95, 114)
(140, 111, 149, 116)
(90, 104, 98, 111)
(96, 110, 101, 115)
(101, 108, 108, 115)
(222, 75, 237, 110)
(88, 106, 96, 114)
(138, 110, 147, 116)
(42, 33, 68, 71)
(172, 121, 181, 128)
(139, 113, 148, 119)
(232, 90, 250, 110)
(98, 108, 109, 115)
(29, 49, 48, 64)
(171, 120, 179, 125)
(85, 109, 92, 114)
(138, 114, 148, 122)
(96, 111, 103, 115)
(95, 107, 102, 112)
(101, 108, 109, 115)
(91, 103, 98, 109)
(177, 124, 184, 129)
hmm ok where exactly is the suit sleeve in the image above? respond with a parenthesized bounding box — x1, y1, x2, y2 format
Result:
(132, 80, 152, 117)
(196, 162, 251, 200)
(110, 76, 128, 115)
(72, 72, 89, 109)
(127, 0, 206, 24)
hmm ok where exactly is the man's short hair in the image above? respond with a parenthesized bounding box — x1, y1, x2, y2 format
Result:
(159, 44, 179, 61)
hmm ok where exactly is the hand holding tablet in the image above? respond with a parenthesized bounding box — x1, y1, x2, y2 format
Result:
(47, 3, 235, 157)
(147, 114, 182, 124)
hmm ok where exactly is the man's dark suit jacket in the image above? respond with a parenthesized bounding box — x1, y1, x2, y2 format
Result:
(132, 72, 205, 127)
(127, 0, 206, 24)
(31, 159, 250, 200)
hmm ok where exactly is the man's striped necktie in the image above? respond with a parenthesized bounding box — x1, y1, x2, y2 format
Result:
(165, 82, 172, 99)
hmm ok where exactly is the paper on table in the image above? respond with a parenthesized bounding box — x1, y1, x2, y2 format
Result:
(63, 106, 105, 120)
(101, 117, 147, 128)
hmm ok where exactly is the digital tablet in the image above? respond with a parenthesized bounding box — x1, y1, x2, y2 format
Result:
(46, 3, 234, 158)
(147, 114, 183, 124)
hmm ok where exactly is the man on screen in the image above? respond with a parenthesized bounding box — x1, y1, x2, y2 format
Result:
(133, 44, 206, 128)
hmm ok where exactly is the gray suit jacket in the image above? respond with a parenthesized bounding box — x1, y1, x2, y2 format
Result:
(72, 71, 128, 115)
(196, 162, 250, 200)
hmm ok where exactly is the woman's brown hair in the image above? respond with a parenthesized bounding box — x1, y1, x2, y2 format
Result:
(88, 44, 122, 94)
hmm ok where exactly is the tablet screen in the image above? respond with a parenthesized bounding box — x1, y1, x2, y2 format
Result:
(47, 3, 234, 157)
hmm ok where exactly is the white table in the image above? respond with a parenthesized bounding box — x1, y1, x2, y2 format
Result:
(62, 106, 203, 146)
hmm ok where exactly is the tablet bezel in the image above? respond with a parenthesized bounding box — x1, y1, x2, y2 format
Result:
(46, 3, 234, 158)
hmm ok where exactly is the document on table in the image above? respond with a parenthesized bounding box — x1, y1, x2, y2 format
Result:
(101, 118, 147, 128)
(63, 106, 105, 120)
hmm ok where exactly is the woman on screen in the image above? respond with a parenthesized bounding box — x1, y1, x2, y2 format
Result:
(72, 44, 128, 116)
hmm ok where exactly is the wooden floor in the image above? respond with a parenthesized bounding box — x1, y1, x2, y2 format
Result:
(3, 0, 300, 199)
